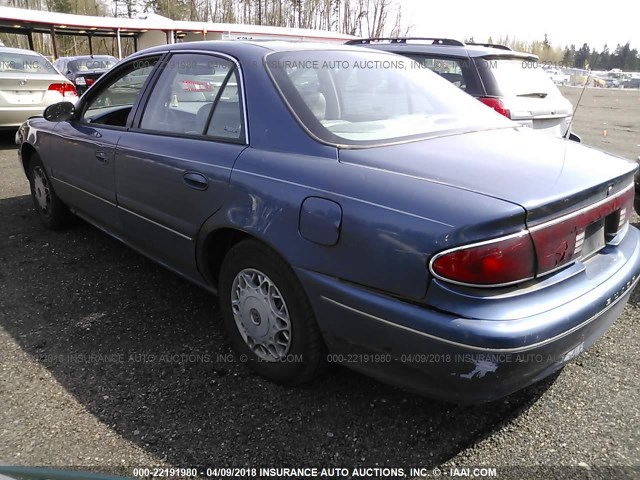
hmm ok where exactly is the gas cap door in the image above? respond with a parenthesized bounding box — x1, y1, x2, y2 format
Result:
(299, 197, 342, 246)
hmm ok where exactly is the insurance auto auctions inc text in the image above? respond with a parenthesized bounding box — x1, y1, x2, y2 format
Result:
(201, 466, 497, 478)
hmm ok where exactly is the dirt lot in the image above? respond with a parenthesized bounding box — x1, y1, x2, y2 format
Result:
(1, 88, 639, 479)
(560, 86, 640, 160)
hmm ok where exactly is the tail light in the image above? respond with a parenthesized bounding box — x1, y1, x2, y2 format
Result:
(48, 83, 77, 98)
(431, 184, 634, 287)
(478, 97, 511, 118)
(86, 78, 95, 86)
(431, 232, 535, 286)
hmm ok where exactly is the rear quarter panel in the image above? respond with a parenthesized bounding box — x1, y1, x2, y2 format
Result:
(212, 147, 527, 300)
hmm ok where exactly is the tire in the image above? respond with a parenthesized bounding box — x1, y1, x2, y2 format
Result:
(218, 239, 326, 385)
(27, 154, 73, 230)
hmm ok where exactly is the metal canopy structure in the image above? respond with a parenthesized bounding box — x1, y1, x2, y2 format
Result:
(0, 6, 354, 59)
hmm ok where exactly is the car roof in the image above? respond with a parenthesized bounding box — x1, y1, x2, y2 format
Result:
(129, 40, 395, 59)
(346, 39, 537, 60)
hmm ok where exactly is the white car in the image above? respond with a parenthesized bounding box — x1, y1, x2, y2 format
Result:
(0, 47, 78, 128)
(544, 68, 570, 86)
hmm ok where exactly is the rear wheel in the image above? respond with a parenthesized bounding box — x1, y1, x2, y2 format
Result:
(28, 154, 73, 230)
(218, 239, 325, 384)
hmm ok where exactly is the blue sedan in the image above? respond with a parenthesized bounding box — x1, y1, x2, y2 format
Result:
(16, 41, 640, 403)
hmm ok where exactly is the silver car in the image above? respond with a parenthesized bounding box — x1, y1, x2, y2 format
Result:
(0, 47, 78, 128)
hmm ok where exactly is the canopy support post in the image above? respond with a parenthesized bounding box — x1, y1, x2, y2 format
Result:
(49, 26, 58, 59)
(116, 28, 122, 59)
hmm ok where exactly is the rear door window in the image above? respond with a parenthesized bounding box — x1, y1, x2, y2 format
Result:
(139, 53, 244, 142)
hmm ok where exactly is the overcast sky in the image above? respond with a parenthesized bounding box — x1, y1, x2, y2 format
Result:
(399, 0, 639, 51)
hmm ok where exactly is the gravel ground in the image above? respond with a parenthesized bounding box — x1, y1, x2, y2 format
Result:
(1, 87, 639, 480)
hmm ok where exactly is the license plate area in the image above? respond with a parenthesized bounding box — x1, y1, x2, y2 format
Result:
(8, 91, 40, 104)
(580, 219, 606, 259)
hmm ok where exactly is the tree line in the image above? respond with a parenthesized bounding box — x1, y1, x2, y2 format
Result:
(475, 34, 640, 71)
(126, 0, 409, 37)
(0, 0, 410, 58)
(1, 0, 638, 72)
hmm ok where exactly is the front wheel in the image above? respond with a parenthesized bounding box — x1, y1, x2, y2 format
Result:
(218, 239, 326, 385)
(28, 154, 73, 230)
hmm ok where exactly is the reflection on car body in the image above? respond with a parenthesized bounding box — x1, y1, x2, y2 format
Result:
(15, 41, 640, 404)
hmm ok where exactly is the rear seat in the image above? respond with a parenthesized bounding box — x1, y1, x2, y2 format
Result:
(205, 100, 242, 141)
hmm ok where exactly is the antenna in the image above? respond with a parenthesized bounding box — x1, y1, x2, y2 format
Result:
(563, 69, 591, 139)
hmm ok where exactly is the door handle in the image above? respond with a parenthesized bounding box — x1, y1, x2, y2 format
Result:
(183, 171, 208, 191)
(95, 151, 108, 164)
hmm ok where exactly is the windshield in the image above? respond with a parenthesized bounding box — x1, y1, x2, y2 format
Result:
(69, 57, 117, 72)
(266, 50, 511, 146)
(487, 59, 560, 97)
(0, 52, 57, 74)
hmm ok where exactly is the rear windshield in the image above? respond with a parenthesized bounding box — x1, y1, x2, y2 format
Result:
(482, 58, 561, 97)
(0, 52, 56, 74)
(266, 50, 510, 147)
(69, 57, 117, 72)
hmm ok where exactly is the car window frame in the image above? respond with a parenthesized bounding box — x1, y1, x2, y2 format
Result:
(74, 52, 167, 132)
(130, 50, 249, 146)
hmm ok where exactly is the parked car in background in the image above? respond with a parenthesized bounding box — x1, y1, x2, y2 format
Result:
(544, 67, 570, 85)
(621, 78, 640, 88)
(622, 78, 640, 89)
(605, 77, 621, 88)
(347, 38, 577, 139)
(16, 41, 640, 404)
(53, 55, 117, 94)
(0, 46, 77, 128)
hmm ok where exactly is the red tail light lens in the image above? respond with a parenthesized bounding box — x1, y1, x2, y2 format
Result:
(431, 232, 536, 286)
(431, 184, 634, 287)
(478, 97, 511, 118)
(86, 78, 95, 86)
(48, 83, 77, 98)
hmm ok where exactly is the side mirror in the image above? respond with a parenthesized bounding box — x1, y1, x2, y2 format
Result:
(43, 101, 76, 122)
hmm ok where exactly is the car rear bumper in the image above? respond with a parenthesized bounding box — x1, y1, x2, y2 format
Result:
(295, 226, 640, 404)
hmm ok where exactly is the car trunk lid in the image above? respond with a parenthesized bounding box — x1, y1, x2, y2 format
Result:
(0, 73, 73, 107)
(338, 127, 636, 227)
